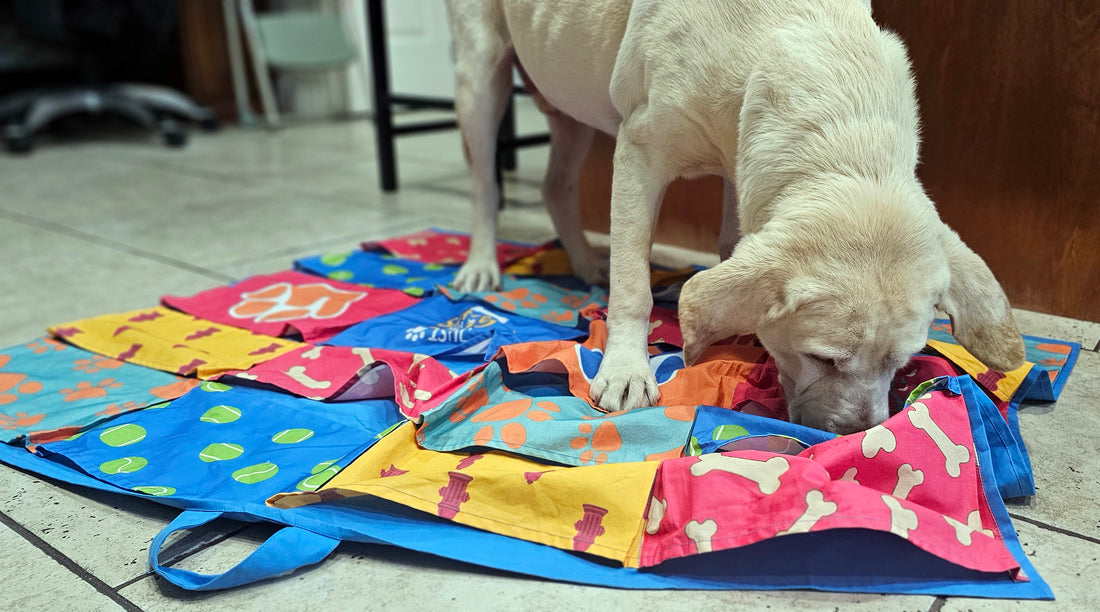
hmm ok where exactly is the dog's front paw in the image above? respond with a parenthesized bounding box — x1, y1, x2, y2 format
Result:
(453, 259, 501, 292)
(590, 353, 660, 412)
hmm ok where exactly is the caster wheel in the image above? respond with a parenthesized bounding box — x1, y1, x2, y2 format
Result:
(162, 129, 188, 148)
(198, 116, 221, 132)
(4, 125, 32, 154)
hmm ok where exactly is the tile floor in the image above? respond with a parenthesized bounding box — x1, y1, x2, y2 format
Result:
(1, 102, 1098, 611)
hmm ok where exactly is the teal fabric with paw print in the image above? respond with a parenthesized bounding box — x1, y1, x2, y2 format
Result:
(295, 250, 458, 297)
(438, 276, 608, 330)
(0, 338, 195, 444)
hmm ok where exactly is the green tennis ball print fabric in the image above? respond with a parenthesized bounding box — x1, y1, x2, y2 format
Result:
(36, 383, 403, 503)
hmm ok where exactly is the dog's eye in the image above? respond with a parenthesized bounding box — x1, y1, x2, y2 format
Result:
(808, 354, 838, 368)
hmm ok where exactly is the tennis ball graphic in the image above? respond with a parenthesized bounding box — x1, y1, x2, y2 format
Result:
(271, 428, 314, 444)
(320, 252, 351, 266)
(327, 270, 354, 282)
(200, 381, 231, 393)
(200, 405, 241, 424)
(99, 424, 147, 447)
(232, 462, 279, 484)
(65, 432, 85, 442)
(424, 264, 445, 271)
(100, 456, 148, 475)
(198, 442, 244, 463)
(712, 424, 750, 440)
(404, 287, 425, 297)
(296, 461, 340, 491)
(132, 486, 176, 496)
(382, 264, 408, 276)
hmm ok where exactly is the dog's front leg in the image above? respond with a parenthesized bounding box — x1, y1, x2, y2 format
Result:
(718, 178, 741, 260)
(590, 136, 668, 412)
(449, 19, 513, 292)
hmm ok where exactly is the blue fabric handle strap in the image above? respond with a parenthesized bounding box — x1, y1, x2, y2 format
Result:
(149, 510, 341, 591)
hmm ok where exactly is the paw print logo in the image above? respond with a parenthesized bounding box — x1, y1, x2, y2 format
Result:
(484, 287, 547, 311)
(570, 420, 623, 464)
(229, 282, 366, 323)
(96, 401, 141, 417)
(73, 355, 125, 374)
(1, 355, 44, 405)
(58, 379, 124, 402)
(405, 326, 427, 341)
(463, 398, 562, 451)
(0, 412, 45, 430)
(25, 338, 66, 354)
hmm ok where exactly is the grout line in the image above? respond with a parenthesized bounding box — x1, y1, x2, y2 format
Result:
(927, 596, 947, 612)
(1090, 339, 1099, 352)
(111, 523, 253, 591)
(1008, 513, 1100, 545)
(0, 509, 144, 612)
(0, 209, 233, 284)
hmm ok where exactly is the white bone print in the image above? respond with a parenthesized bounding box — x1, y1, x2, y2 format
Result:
(907, 402, 969, 477)
(861, 425, 897, 459)
(891, 463, 925, 499)
(645, 498, 667, 535)
(301, 345, 324, 360)
(944, 511, 994, 545)
(776, 490, 837, 536)
(284, 365, 332, 390)
(881, 495, 919, 539)
(689, 455, 790, 494)
(684, 519, 718, 553)
(839, 466, 860, 484)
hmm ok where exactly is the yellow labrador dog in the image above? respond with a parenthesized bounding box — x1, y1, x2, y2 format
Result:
(444, 0, 1025, 433)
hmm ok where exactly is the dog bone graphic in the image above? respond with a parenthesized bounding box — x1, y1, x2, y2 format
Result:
(645, 497, 667, 535)
(861, 424, 897, 459)
(907, 402, 969, 477)
(684, 519, 718, 554)
(891, 463, 925, 499)
(301, 345, 324, 360)
(840, 466, 860, 484)
(881, 494, 919, 539)
(944, 510, 994, 546)
(284, 365, 332, 390)
(776, 489, 838, 536)
(689, 454, 790, 494)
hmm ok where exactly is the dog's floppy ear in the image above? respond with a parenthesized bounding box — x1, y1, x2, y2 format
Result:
(679, 233, 786, 365)
(937, 226, 1026, 372)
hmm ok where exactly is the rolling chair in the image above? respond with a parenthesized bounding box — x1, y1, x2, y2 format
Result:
(0, 0, 219, 154)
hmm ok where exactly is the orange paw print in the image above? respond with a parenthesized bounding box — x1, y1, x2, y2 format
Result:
(25, 338, 66, 354)
(72, 355, 125, 374)
(1, 355, 44, 405)
(465, 399, 562, 451)
(96, 401, 141, 417)
(0, 412, 45, 430)
(58, 378, 124, 402)
(484, 287, 548, 311)
(570, 421, 623, 464)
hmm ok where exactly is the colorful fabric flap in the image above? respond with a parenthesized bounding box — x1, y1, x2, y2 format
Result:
(641, 379, 1022, 579)
(324, 296, 586, 374)
(49, 308, 301, 379)
(500, 320, 782, 419)
(0, 338, 198, 444)
(362, 229, 538, 266)
(295, 250, 458, 297)
(438, 276, 608, 330)
(162, 270, 419, 343)
(268, 422, 657, 567)
(417, 360, 695, 466)
(36, 382, 402, 503)
(502, 243, 575, 277)
(220, 344, 474, 420)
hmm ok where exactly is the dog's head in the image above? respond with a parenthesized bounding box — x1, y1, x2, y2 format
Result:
(679, 195, 1024, 435)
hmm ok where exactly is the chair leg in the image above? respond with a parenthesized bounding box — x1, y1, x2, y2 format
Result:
(107, 84, 218, 129)
(238, 0, 281, 128)
(367, 0, 397, 192)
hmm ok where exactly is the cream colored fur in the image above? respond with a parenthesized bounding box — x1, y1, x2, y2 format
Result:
(444, 0, 1024, 433)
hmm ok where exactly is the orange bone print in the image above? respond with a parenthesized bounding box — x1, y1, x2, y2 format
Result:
(229, 282, 367, 323)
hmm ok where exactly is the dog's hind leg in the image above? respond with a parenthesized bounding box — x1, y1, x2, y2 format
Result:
(447, 2, 513, 292)
(542, 113, 605, 285)
(718, 178, 741, 260)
